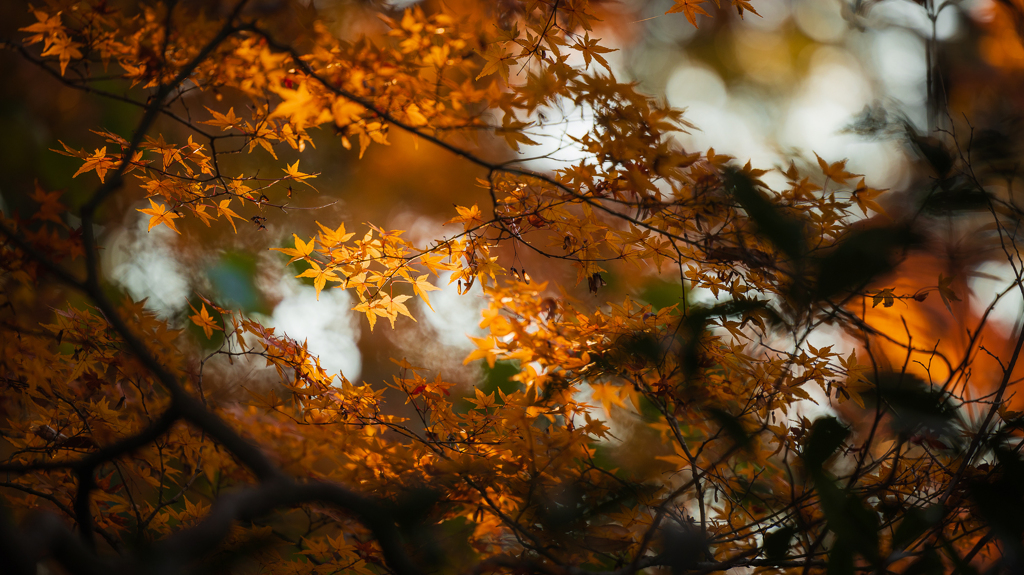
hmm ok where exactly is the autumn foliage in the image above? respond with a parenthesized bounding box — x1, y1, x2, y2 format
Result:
(2, 1, 1024, 574)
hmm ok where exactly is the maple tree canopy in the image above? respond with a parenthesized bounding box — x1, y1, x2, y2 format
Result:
(2, 0, 1024, 574)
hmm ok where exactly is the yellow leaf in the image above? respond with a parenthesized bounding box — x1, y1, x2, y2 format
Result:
(405, 103, 428, 127)
(283, 160, 318, 189)
(410, 274, 440, 311)
(271, 234, 316, 264)
(444, 204, 484, 230)
(72, 147, 114, 182)
(41, 32, 83, 75)
(216, 199, 246, 233)
(188, 302, 222, 339)
(200, 107, 241, 131)
(137, 198, 181, 234)
(590, 382, 627, 415)
(269, 82, 317, 130)
(296, 261, 342, 299)
(464, 335, 499, 368)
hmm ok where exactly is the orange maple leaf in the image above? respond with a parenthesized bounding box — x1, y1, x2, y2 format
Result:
(851, 178, 888, 217)
(296, 261, 342, 299)
(188, 302, 223, 339)
(815, 152, 860, 186)
(666, 0, 710, 27)
(216, 199, 246, 233)
(272, 235, 316, 264)
(137, 198, 181, 234)
(283, 160, 318, 189)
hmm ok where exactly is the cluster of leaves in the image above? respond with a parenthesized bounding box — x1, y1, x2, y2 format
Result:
(2, 1, 1024, 575)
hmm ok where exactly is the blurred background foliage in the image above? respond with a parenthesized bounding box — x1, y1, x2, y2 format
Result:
(1, 0, 1022, 424)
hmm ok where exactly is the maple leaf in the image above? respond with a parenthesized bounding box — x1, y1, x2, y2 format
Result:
(215, 199, 246, 233)
(332, 98, 364, 127)
(189, 303, 223, 338)
(192, 204, 216, 227)
(937, 273, 961, 314)
(19, 9, 63, 47)
(716, 318, 749, 341)
(297, 261, 342, 299)
(871, 288, 896, 308)
(410, 274, 440, 311)
(476, 45, 513, 81)
(733, 0, 761, 17)
(466, 387, 498, 411)
(41, 32, 82, 75)
(137, 198, 181, 234)
(283, 160, 318, 190)
(353, 294, 415, 330)
(501, 127, 539, 152)
(666, 0, 711, 27)
(590, 382, 627, 415)
(30, 183, 66, 226)
(380, 294, 411, 327)
(419, 251, 453, 276)
(390, 357, 427, 372)
(71, 147, 114, 182)
(201, 107, 241, 130)
(316, 221, 355, 245)
(353, 299, 379, 331)
(444, 204, 484, 230)
(573, 32, 616, 71)
(405, 103, 428, 127)
(815, 152, 860, 186)
(269, 82, 317, 130)
(851, 178, 888, 217)
(272, 235, 316, 264)
(463, 335, 500, 368)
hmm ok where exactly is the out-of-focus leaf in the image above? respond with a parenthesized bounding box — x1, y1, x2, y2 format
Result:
(922, 183, 991, 213)
(970, 447, 1024, 564)
(677, 299, 767, 380)
(802, 416, 849, 468)
(814, 474, 879, 561)
(876, 374, 958, 440)
(903, 549, 944, 575)
(937, 273, 962, 314)
(906, 126, 954, 178)
(892, 505, 943, 549)
(660, 523, 707, 574)
(708, 407, 751, 451)
(725, 167, 806, 259)
(827, 538, 854, 575)
(763, 526, 795, 561)
(814, 225, 922, 301)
